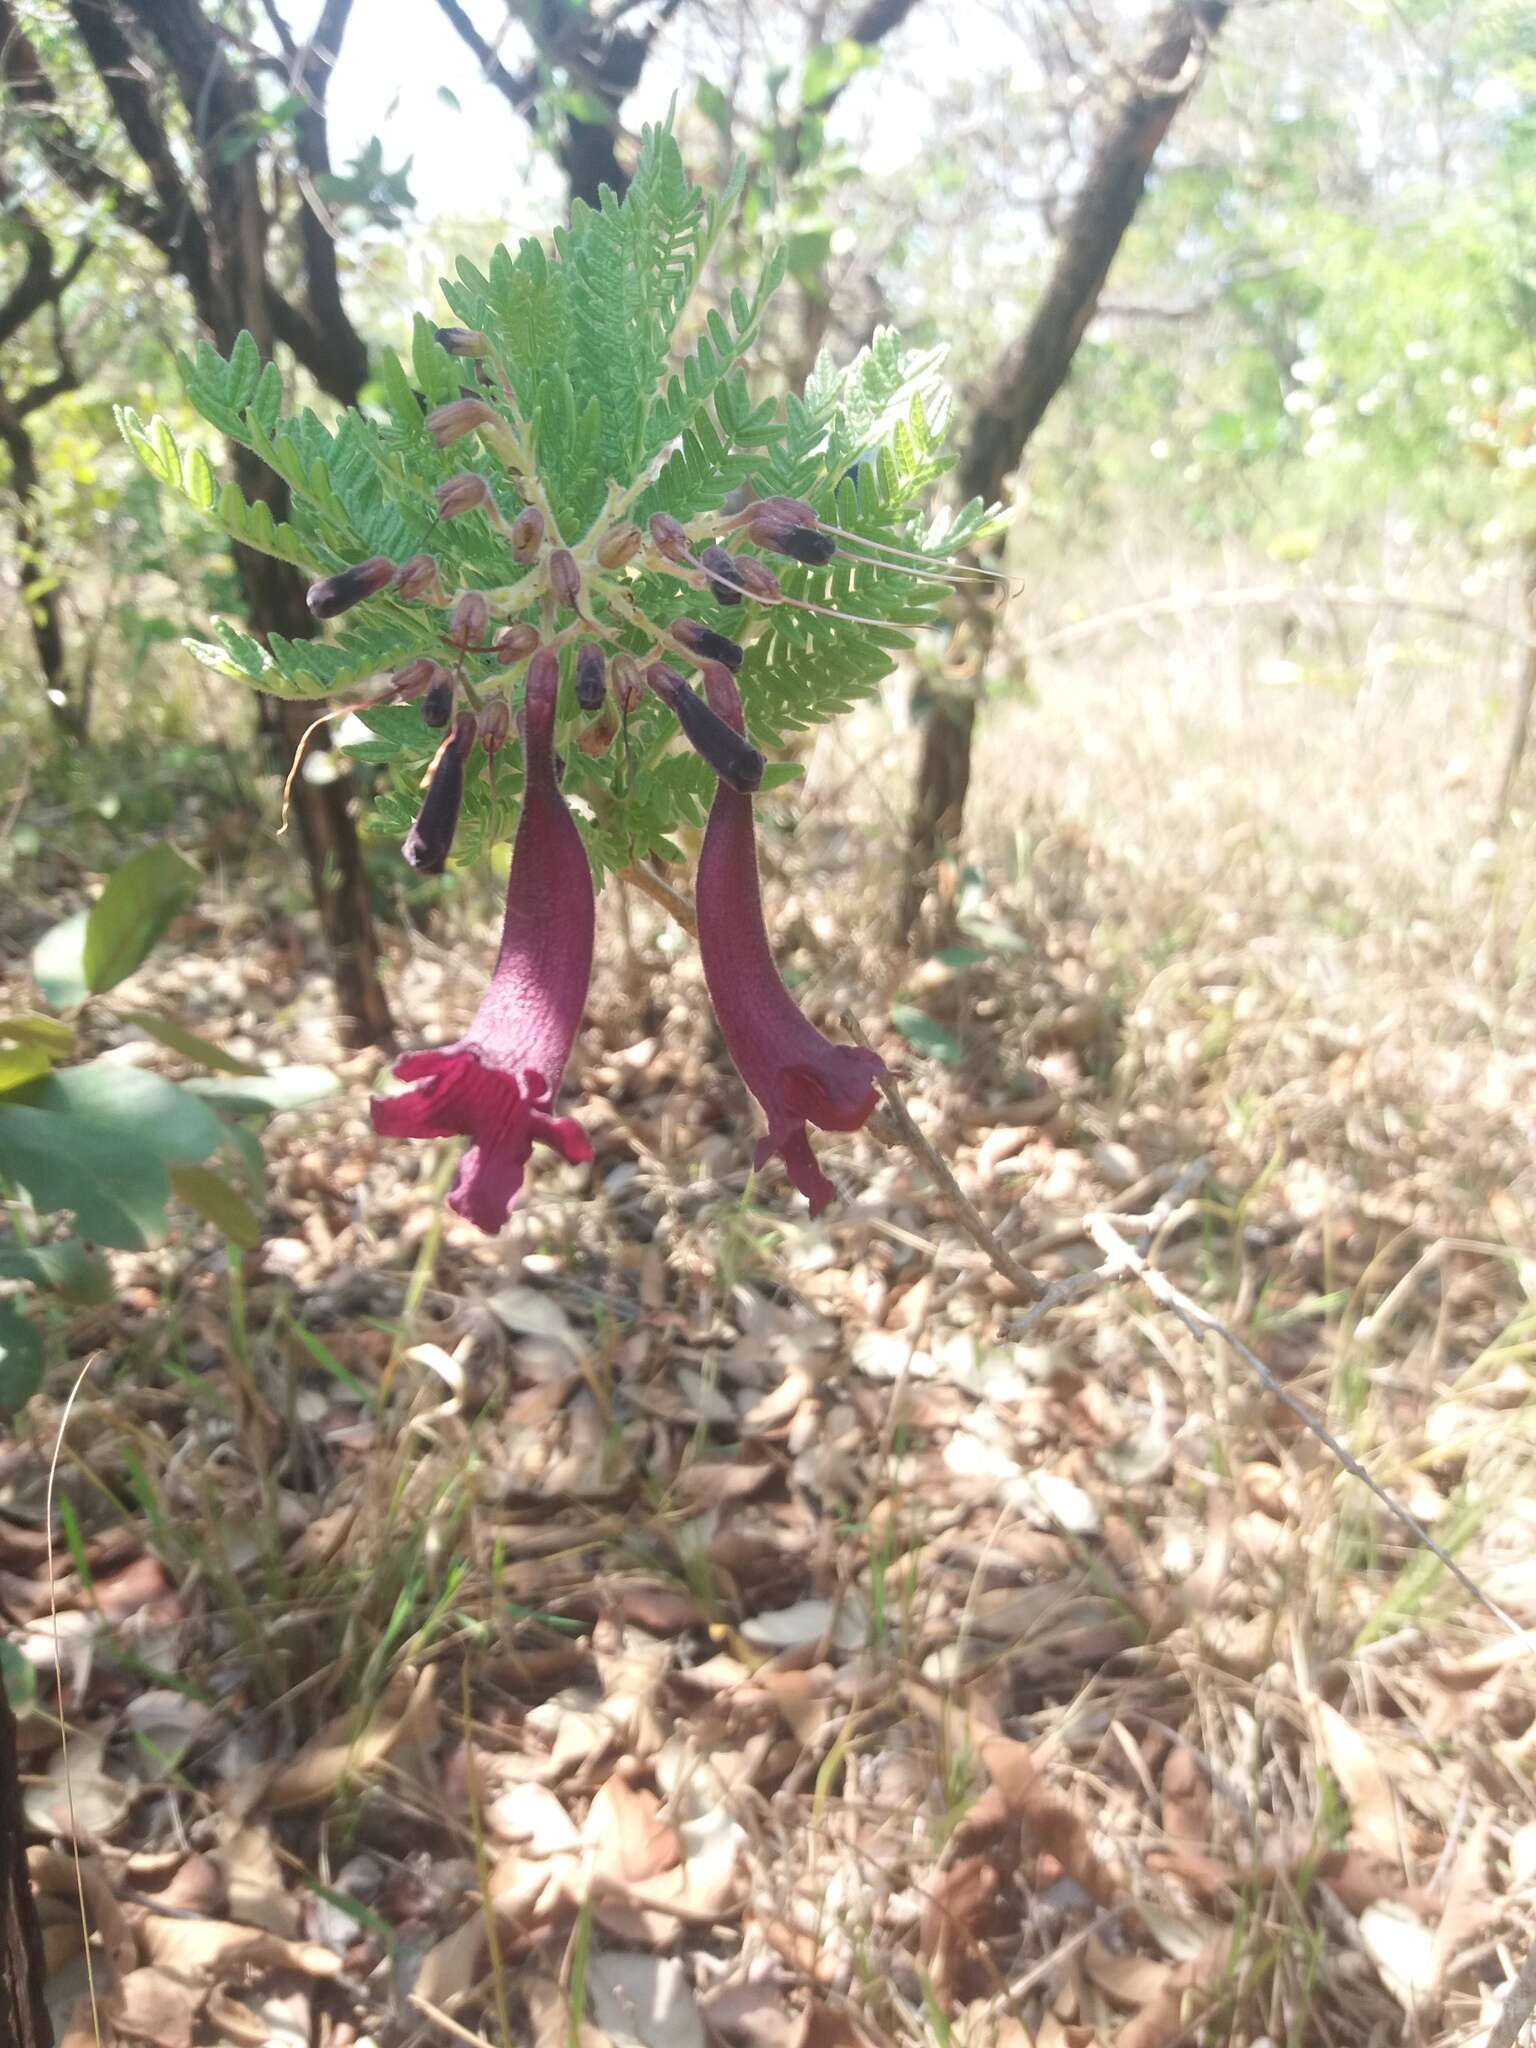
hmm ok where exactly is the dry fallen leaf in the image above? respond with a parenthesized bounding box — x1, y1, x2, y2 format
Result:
(112, 1967, 201, 2048)
(261, 1663, 438, 1812)
(1359, 1900, 1437, 2012)
(587, 1950, 706, 2048)
(133, 1909, 342, 1982)
(1306, 1697, 1401, 1866)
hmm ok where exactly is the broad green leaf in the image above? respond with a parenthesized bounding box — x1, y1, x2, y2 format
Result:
(184, 1066, 340, 1117)
(0, 1301, 44, 1411)
(1, 1016, 73, 1057)
(889, 1003, 964, 1067)
(0, 1046, 52, 1093)
(81, 843, 201, 994)
(168, 1165, 262, 1249)
(0, 1068, 224, 1251)
(32, 910, 91, 1009)
(119, 1012, 263, 1077)
(0, 1239, 113, 1306)
(0, 1637, 37, 1714)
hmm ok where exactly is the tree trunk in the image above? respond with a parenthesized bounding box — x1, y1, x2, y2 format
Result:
(230, 449, 393, 1051)
(1492, 545, 1536, 836)
(0, 1679, 50, 2048)
(898, 0, 1229, 942)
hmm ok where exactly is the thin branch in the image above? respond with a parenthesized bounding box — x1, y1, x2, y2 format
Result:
(1489, 1938, 1536, 2048)
(841, 1009, 1046, 1302)
(617, 862, 697, 937)
(1026, 580, 1536, 660)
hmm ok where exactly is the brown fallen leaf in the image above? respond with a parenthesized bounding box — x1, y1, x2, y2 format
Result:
(1159, 1744, 1211, 1850)
(1114, 1935, 1229, 2048)
(28, 1847, 136, 1976)
(112, 1967, 201, 2048)
(978, 1734, 1123, 1908)
(261, 1664, 438, 1812)
(132, 1908, 342, 1981)
(214, 1823, 299, 1936)
(1306, 1697, 1400, 1866)
(794, 2002, 880, 2048)
(1083, 1934, 1173, 2009)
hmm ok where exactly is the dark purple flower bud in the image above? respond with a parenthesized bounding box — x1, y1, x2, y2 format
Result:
(403, 711, 476, 874)
(478, 695, 512, 754)
(575, 640, 606, 712)
(596, 522, 642, 569)
(610, 653, 643, 713)
(394, 553, 442, 601)
(448, 590, 490, 648)
(392, 656, 448, 698)
(699, 544, 744, 605)
(670, 616, 744, 673)
(425, 397, 499, 448)
(727, 555, 782, 602)
(548, 548, 581, 609)
(306, 556, 394, 620)
(422, 673, 456, 727)
(494, 622, 541, 666)
(510, 506, 545, 564)
(436, 472, 494, 520)
(645, 662, 764, 794)
(434, 326, 488, 358)
(746, 516, 837, 566)
(648, 512, 691, 563)
(729, 494, 820, 530)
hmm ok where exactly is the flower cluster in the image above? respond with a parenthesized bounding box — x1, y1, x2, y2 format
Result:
(320, 367, 900, 1231)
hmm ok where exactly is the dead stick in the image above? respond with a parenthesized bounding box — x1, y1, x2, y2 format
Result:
(842, 1010, 1044, 1302)
(617, 862, 696, 937)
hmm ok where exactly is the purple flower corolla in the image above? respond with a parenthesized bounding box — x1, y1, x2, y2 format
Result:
(694, 665, 886, 1217)
(371, 649, 595, 1233)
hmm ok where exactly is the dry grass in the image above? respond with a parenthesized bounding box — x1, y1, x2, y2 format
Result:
(6, 570, 1536, 2048)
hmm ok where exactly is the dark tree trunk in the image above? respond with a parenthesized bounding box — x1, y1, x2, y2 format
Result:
(0, 1680, 50, 2048)
(53, 0, 394, 1048)
(0, 399, 83, 742)
(898, 0, 1229, 942)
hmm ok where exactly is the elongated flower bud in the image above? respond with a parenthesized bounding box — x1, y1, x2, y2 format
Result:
(648, 512, 691, 563)
(403, 712, 476, 874)
(494, 622, 541, 666)
(746, 515, 837, 566)
(670, 616, 744, 673)
(306, 556, 393, 619)
(425, 397, 500, 448)
(575, 641, 606, 712)
(509, 506, 545, 564)
(596, 522, 642, 569)
(610, 652, 643, 713)
(436, 472, 494, 520)
(448, 590, 489, 648)
(722, 494, 819, 532)
(548, 548, 581, 609)
(434, 326, 488, 358)
(422, 673, 455, 727)
(646, 662, 764, 794)
(392, 656, 447, 698)
(478, 695, 512, 754)
(394, 553, 442, 601)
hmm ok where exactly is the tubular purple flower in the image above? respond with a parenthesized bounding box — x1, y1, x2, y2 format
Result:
(699, 544, 744, 605)
(694, 664, 885, 1218)
(448, 590, 490, 648)
(371, 648, 596, 1234)
(391, 656, 447, 698)
(645, 662, 764, 793)
(306, 556, 394, 619)
(510, 506, 545, 564)
(402, 712, 476, 875)
(494, 622, 541, 666)
(548, 548, 582, 609)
